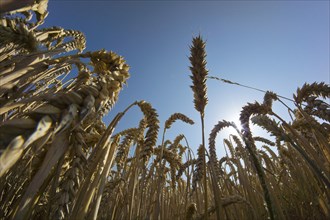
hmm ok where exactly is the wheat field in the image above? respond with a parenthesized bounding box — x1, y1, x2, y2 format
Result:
(0, 2, 329, 220)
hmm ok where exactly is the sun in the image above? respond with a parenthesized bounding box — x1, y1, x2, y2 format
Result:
(222, 109, 242, 130)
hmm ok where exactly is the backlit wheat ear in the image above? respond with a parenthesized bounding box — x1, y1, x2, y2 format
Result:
(169, 134, 187, 161)
(263, 91, 278, 111)
(304, 97, 330, 122)
(189, 35, 208, 116)
(294, 83, 330, 122)
(177, 159, 197, 179)
(189, 35, 211, 219)
(154, 146, 182, 188)
(230, 135, 245, 158)
(165, 113, 194, 129)
(209, 120, 235, 164)
(115, 129, 138, 171)
(294, 82, 330, 104)
(163, 140, 173, 148)
(240, 100, 276, 220)
(171, 134, 185, 149)
(223, 139, 235, 158)
(137, 101, 160, 162)
(192, 145, 204, 192)
(253, 136, 275, 146)
(240, 102, 269, 140)
(251, 115, 285, 139)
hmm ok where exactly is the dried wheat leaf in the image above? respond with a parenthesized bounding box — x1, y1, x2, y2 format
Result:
(33, 104, 61, 115)
(21, 115, 52, 149)
(0, 118, 36, 129)
(54, 104, 78, 134)
(13, 131, 70, 219)
(0, 135, 25, 177)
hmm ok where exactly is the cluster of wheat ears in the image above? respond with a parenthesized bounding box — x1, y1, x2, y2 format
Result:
(0, 2, 329, 220)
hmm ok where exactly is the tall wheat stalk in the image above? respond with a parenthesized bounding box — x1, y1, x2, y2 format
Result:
(189, 35, 211, 220)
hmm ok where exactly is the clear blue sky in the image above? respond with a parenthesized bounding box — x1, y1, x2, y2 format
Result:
(45, 0, 329, 156)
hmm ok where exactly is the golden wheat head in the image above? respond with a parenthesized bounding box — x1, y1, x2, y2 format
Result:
(189, 35, 208, 116)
